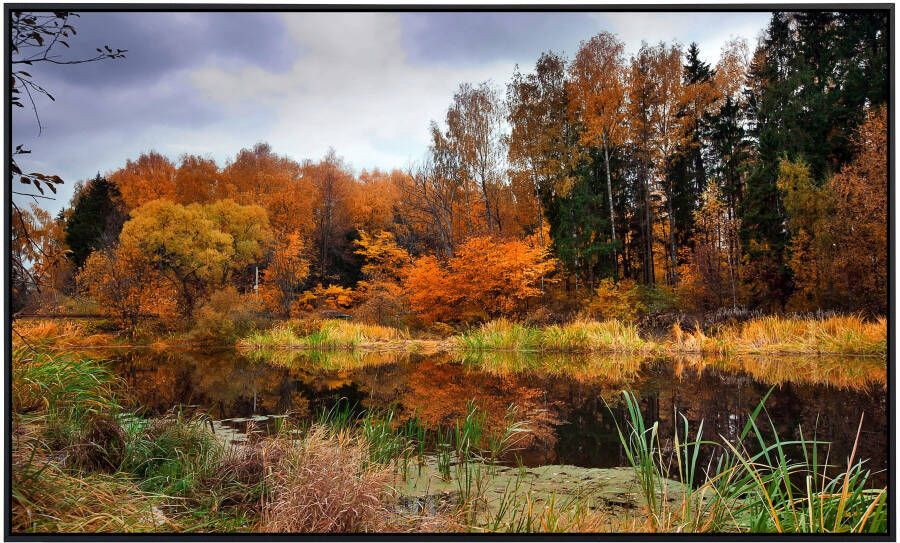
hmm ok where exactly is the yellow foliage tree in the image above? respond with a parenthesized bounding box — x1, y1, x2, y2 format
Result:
(118, 199, 270, 314)
(586, 278, 645, 322)
(354, 230, 410, 283)
(353, 230, 411, 325)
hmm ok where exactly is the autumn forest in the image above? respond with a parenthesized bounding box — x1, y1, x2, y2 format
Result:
(10, 9, 890, 535)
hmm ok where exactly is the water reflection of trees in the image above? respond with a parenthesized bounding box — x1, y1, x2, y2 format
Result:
(104, 348, 886, 483)
(113, 348, 307, 419)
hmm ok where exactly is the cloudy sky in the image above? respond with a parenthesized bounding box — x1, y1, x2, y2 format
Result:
(13, 10, 771, 214)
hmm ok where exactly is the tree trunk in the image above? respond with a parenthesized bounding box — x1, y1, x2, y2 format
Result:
(642, 163, 654, 285)
(534, 169, 545, 294)
(666, 187, 677, 286)
(602, 137, 618, 280)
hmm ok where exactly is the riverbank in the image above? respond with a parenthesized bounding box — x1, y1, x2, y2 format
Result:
(236, 315, 886, 357)
(16, 313, 885, 358)
(11, 318, 208, 351)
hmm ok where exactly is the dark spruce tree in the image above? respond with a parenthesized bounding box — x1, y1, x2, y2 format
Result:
(705, 94, 749, 215)
(546, 149, 615, 290)
(64, 174, 126, 268)
(666, 42, 714, 254)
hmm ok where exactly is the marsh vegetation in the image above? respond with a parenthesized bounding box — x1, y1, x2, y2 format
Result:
(11, 340, 887, 534)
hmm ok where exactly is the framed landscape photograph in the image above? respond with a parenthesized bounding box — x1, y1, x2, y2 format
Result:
(6, 3, 892, 538)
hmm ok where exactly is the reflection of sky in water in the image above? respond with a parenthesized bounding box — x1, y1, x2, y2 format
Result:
(104, 348, 887, 484)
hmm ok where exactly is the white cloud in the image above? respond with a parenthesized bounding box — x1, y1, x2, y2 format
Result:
(189, 12, 511, 171)
(592, 12, 769, 63)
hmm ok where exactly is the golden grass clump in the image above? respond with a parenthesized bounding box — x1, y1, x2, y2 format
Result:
(669, 322, 721, 353)
(238, 319, 405, 351)
(455, 319, 542, 352)
(258, 426, 395, 533)
(12, 319, 115, 350)
(555, 320, 652, 353)
(672, 315, 887, 356)
(457, 319, 652, 354)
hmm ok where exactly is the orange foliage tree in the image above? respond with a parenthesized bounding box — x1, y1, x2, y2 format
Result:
(262, 232, 311, 316)
(110, 151, 177, 211)
(221, 143, 316, 237)
(780, 107, 887, 314)
(350, 170, 404, 233)
(11, 204, 72, 309)
(829, 107, 887, 314)
(353, 230, 411, 324)
(404, 235, 556, 323)
(77, 246, 178, 329)
(175, 155, 222, 204)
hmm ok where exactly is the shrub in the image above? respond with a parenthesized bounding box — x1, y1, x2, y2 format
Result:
(192, 286, 265, 342)
(404, 236, 556, 324)
(258, 426, 394, 533)
(353, 280, 408, 327)
(584, 279, 645, 322)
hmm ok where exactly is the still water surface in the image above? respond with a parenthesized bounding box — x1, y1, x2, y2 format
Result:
(107, 348, 887, 482)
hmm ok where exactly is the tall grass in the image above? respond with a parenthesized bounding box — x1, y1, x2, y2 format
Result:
(482, 482, 606, 533)
(12, 319, 117, 350)
(12, 348, 121, 450)
(240, 315, 885, 357)
(258, 426, 395, 533)
(613, 390, 887, 533)
(121, 412, 226, 496)
(457, 315, 887, 357)
(11, 348, 259, 533)
(458, 315, 885, 356)
(12, 460, 169, 532)
(456, 319, 652, 354)
(670, 315, 886, 356)
(455, 319, 543, 351)
(238, 319, 403, 351)
(544, 320, 651, 353)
